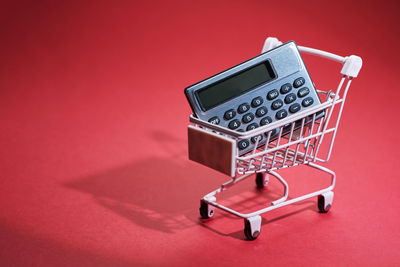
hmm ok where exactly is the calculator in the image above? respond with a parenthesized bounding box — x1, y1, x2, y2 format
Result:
(185, 41, 322, 154)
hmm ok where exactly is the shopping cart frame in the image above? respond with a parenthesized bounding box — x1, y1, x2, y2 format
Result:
(188, 37, 362, 240)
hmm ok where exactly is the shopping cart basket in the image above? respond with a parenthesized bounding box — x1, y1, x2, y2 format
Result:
(187, 37, 362, 240)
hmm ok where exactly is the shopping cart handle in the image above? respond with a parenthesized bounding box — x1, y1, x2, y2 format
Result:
(261, 37, 282, 53)
(340, 55, 362, 78)
(261, 37, 363, 78)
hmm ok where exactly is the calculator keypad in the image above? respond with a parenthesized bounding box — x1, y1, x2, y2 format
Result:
(217, 76, 319, 151)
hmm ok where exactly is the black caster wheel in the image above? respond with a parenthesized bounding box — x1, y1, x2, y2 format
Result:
(244, 217, 261, 240)
(255, 173, 268, 189)
(200, 201, 214, 219)
(318, 192, 333, 213)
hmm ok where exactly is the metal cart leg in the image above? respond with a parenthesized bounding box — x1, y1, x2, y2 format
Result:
(307, 162, 335, 213)
(268, 170, 289, 206)
(255, 172, 269, 189)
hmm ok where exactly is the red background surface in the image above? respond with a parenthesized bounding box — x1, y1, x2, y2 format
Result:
(1, 0, 399, 266)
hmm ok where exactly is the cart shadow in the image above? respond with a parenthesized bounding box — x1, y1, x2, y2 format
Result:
(64, 130, 228, 233)
(0, 221, 137, 267)
(64, 130, 320, 238)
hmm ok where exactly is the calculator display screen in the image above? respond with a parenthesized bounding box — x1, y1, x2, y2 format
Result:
(196, 61, 276, 111)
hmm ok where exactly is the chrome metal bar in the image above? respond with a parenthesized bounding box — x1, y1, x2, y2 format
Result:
(325, 78, 352, 161)
(302, 113, 316, 163)
(269, 170, 289, 205)
(238, 128, 335, 161)
(298, 45, 346, 63)
(282, 122, 296, 166)
(271, 126, 283, 168)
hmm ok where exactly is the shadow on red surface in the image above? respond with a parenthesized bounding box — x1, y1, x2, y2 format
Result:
(65, 132, 322, 240)
(65, 130, 212, 233)
(66, 156, 230, 234)
(0, 222, 135, 267)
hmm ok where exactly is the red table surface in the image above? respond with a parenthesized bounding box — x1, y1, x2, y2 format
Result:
(1, 1, 399, 266)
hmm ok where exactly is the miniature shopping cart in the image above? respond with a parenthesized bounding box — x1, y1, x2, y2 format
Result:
(187, 37, 362, 240)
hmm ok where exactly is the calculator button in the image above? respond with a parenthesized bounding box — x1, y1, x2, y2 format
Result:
(284, 93, 296, 104)
(208, 116, 220, 125)
(302, 97, 314, 107)
(271, 99, 283, 110)
(251, 135, 263, 144)
(260, 116, 272, 126)
(283, 124, 292, 134)
(238, 139, 250, 150)
(276, 109, 288, 120)
(242, 112, 255, 123)
(255, 106, 268, 117)
(228, 119, 241, 129)
(298, 87, 310, 98)
(224, 109, 236, 120)
(251, 96, 263, 107)
(267, 89, 279, 100)
(289, 103, 301, 113)
(265, 129, 277, 137)
(246, 123, 259, 131)
(238, 103, 250, 113)
(293, 77, 306, 88)
(280, 83, 292, 94)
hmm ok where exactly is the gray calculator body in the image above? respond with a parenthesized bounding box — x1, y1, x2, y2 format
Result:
(185, 41, 321, 154)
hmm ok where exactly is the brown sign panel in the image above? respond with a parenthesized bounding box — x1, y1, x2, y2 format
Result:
(188, 126, 236, 177)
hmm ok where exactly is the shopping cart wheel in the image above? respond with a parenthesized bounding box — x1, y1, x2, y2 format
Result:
(318, 191, 334, 213)
(200, 200, 215, 219)
(244, 216, 261, 240)
(256, 173, 269, 189)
